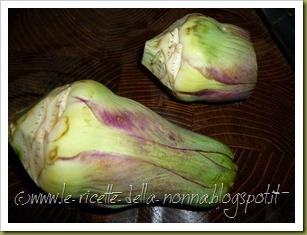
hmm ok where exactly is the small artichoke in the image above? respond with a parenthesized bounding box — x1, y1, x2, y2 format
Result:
(142, 13, 257, 102)
(9, 80, 237, 208)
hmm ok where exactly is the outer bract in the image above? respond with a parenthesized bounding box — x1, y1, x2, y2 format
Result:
(9, 80, 237, 208)
(142, 13, 257, 102)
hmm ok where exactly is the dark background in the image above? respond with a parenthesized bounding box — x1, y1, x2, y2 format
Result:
(8, 8, 295, 223)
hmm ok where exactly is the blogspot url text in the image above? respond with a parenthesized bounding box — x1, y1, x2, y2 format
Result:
(14, 183, 289, 219)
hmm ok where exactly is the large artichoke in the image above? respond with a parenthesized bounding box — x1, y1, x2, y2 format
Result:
(9, 80, 237, 208)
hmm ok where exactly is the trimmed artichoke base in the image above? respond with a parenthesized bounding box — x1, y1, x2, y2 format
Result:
(9, 85, 71, 184)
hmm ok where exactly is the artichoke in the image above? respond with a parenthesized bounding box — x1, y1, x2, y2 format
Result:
(142, 13, 257, 102)
(9, 80, 237, 208)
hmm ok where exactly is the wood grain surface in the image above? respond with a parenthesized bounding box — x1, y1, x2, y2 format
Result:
(8, 8, 295, 223)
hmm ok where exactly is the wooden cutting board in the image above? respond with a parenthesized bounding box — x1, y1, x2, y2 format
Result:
(8, 8, 294, 223)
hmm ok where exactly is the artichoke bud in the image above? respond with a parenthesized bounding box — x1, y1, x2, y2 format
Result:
(142, 13, 258, 102)
(9, 80, 237, 208)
